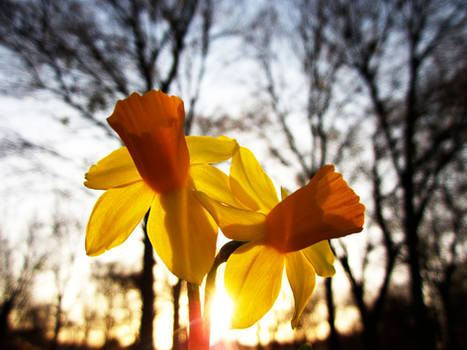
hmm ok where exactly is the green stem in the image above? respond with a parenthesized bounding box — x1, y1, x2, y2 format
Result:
(203, 241, 245, 338)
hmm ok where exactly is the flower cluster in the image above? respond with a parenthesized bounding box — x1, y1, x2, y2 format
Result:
(84, 90, 365, 330)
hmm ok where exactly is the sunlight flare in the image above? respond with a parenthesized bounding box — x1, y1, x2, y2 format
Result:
(209, 287, 234, 344)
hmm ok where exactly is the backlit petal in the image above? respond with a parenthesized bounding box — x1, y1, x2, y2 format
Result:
(195, 191, 266, 242)
(84, 147, 141, 190)
(147, 186, 217, 285)
(190, 164, 240, 207)
(225, 243, 284, 329)
(265, 165, 365, 252)
(230, 146, 279, 212)
(302, 240, 336, 277)
(187, 135, 238, 164)
(281, 186, 289, 200)
(285, 251, 316, 328)
(107, 90, 189, 193)
(85, 181, 154, 256)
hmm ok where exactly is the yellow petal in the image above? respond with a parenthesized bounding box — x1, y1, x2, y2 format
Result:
(302, 240, 336, 277)
(85, 181, 154, 256)
(225, 243, 284, 329)
(285, 251, 316, 328)
(230, 146, 279, 212)
(147, 186, 217, 285)
(194, 191, 266, 242)
(84, 147, 142, 190)
(190, 164, 240, 207)
(186, 135, 238, 164)
(281, 186, 289, 200)
(265, 165, 365, 252)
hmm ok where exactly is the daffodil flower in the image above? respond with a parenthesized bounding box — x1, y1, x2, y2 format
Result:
(84, 90, 238, 285)
(195, 146, 365, 328)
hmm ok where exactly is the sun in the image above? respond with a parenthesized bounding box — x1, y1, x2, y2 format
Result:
(209, 286, 234, 344)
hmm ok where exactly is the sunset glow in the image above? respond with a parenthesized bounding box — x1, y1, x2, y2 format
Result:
(209, 287, 234, 344)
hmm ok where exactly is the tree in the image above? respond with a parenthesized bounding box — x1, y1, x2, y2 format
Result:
(418, 67, 467, 350)
(90, 261, 141, 345)
(232, 1, 466, 350)
(239, 2, 360, 348)
(0, 221, 46, 343)
(49, 211, 81, 350)
(325, 0, 467, 348)
(0, 0, 218, 348)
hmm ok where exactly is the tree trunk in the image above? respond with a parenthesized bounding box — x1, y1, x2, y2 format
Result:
(438, 277, 458, 350)
(51, 294, 63, 350)
(404, 212, 434, 350)
(404, 50, 436, 350)
(172, 280, 183, 350)
(0, 298, 14, 342)
(325, 278, 339, 350)
(139, 232, 155, 350)
(361, 315, 378, 350)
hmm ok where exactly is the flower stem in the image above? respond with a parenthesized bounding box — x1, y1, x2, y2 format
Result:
(187, 241, 244, 350)
(203, 241, 245, 338)
(187, 282, 209, 350)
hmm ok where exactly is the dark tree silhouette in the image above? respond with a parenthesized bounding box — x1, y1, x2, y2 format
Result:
(0, 222, 46, 344)
(239, 2, 359, 348)
(325, 0, 467, 348)
(0, 1, 218, 349)
(233, 1, 466, 350)
(90, 261, 141, 344)
(49, 213, 81, 350)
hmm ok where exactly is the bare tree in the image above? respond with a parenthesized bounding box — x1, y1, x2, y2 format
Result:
(335, 127, 403, 350)
(0, 1, 221, 348)
(417, 38, 467, 350)
(240, 2, 361, 349)
(0, 221, 47, 343)
(48, 211, 82, 350)
(425, 182, 466, 350)
(233, 2, 466, 350)
(325, 0, 467, 348)
(89, 261, 141, 345)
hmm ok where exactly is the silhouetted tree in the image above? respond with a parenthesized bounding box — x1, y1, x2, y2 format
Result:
(49, 211, 81, 350)
(325, 0, 467, 348)
(0, 0, 221, 348)
(91, 261, 141, 344)
(0, 221, 46, 343)
(233, 2, 466, 350)
(240, 2, 360, 348)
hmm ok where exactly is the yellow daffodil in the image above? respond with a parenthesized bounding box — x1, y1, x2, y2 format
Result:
(195, 147, 365, 328)
(84, 90, 238, 285)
